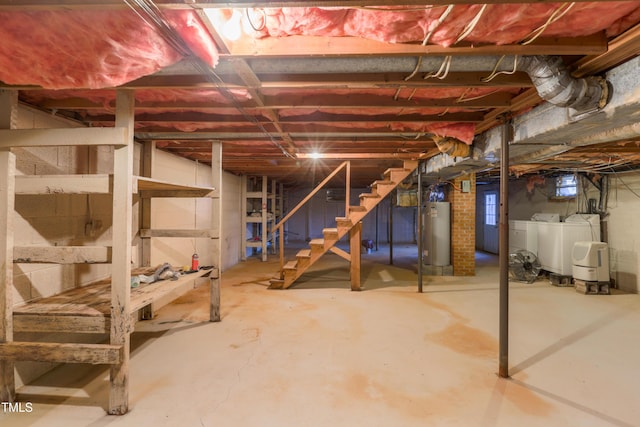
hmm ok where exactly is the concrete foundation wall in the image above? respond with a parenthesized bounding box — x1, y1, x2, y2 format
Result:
(599, 173, 640, 293)
(285, 187, 417, 245)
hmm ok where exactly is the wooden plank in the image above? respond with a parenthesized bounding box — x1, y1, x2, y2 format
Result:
(12, 267, 207, 320)
(0, 148, 16, 403)
(129, 269, 210, 313)
(572, 23, 640, 78)
(138, 189, 214, 198)
(139, 229, 215, 238)
(0, 0, 626, 12)
(14, 245, 111, 264)
(0, 342, 121, 365)
(329, 246, 351, 262)
(227, 33, 606, 57)
(0, 127, 128, 148)
(14, 314, 111, 334)
(109, 89, 134, 415)
(210, 141, 222, 322)
(135, 176, 215, 193)
(140, 142, 155, 268)
(15, 174, 112, 194)
(0, 90, 17, 403)
(349, 222, 362, 291)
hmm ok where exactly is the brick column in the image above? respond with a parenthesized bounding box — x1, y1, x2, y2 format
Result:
(451, 173, 476, 276)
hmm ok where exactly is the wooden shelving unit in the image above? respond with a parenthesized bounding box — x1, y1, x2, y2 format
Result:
(241, 175, 282, 262)
(0, 91, 222, 415)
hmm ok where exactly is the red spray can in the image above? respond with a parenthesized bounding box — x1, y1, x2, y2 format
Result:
(191, 253, 199, 271)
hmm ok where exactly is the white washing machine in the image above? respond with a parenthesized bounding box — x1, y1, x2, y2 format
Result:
(536, 214, 601, 276)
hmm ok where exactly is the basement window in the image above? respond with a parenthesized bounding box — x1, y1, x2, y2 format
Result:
(554, 174, 577, 198)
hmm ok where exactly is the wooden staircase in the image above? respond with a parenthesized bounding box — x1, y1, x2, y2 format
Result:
(269, 160, 418, 289)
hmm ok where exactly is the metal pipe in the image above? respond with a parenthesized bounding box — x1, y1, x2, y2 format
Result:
(518, 55, 609, 112)
(499, 119, 512, 378)
(417, 161, 423, 293)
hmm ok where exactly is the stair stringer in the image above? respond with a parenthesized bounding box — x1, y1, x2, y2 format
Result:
(269, 160, 418, 289)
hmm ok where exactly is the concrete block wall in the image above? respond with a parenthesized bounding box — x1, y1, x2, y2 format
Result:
(150, 149, 242, 271)
(12, 106, 118, 308)
(451, 173, 476, 276)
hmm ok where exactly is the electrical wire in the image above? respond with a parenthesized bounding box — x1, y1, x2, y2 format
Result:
(520, 2, 576, 45)
(403, 4, 455, 82)
(482, 55, 519, 83)
(123, 0, 294, 158)
(609, 168, 640, 199)
(424, 55, 452, 80)
(454, 4, 488, 44)
(245, 8, 266, 32)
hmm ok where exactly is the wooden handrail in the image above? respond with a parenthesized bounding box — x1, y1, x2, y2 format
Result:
(272, 160, 350, 273)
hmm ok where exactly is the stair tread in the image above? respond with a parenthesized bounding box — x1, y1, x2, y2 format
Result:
(323, 227, 339, 233)
(349, 206, 367, 212)
(359, 193, 380, 198)
(310, 238, 325, 245)
(297, 249, 311, 258)
(283, 261, 298, 270)
(372, 180, 393, 186)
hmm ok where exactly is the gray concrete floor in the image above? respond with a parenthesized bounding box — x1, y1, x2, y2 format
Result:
(2, 244, 640, 426)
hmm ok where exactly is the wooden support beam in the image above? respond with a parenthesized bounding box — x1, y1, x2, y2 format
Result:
(329, 246, 351, 262)
(0, 128, 128, 149)
(13, 245, 111, 264)
(0, 342, 121, 365)
(349, 222, 362, 291)
(210, 142, 222, 322)
(0, 90, 17, 403)
(109, 90, 134, 415)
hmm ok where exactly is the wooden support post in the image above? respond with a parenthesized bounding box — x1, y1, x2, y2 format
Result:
(0, 90, 17, 404)
(240, 176, 247, 261)
(210, 142, 222, 322)
(261, 176, 268, 262)
(0, 150, 16, 404)
(349, 221, 362, 291)
(140, 141, 155, 267)
(109, 90, 134, 415)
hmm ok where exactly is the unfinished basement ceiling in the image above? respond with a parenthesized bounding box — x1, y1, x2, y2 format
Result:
(1, 1, 640, 187)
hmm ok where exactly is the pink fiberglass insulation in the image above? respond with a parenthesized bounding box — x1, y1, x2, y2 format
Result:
(0, 10, 218, 89)
(257, 3, 640, 46)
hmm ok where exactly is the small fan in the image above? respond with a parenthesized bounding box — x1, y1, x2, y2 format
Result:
(509, 250, 541, 283)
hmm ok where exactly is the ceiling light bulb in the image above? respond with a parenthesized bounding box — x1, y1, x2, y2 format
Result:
(310, 152, 322, 159)
(222, 10, 242, 41)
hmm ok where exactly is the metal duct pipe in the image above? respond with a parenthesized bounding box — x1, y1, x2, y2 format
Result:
(433, 135, 472, 157)
(518, 55, 609, 112)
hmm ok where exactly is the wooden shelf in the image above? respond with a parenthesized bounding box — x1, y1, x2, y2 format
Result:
(15, 175, 214, 197)
(134, 176, 215, 198)
(13, 267, 213, 334)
